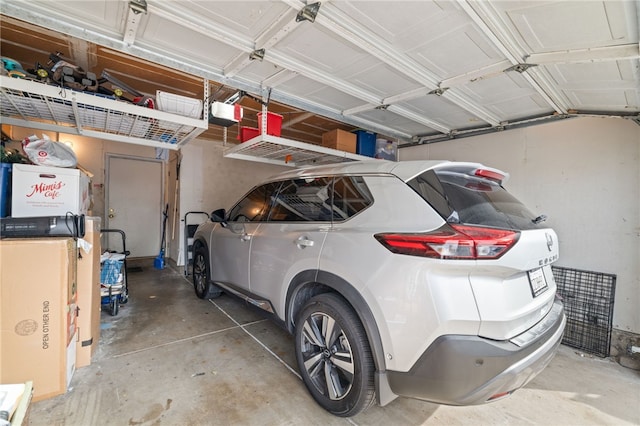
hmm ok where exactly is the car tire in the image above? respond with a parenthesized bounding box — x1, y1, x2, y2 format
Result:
(294, 293, 375, 417)
(192, 244, 222, 299)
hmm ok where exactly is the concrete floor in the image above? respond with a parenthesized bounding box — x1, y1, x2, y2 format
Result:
(30, 259, 640, 426)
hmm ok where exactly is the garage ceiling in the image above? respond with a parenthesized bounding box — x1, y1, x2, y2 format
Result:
(1, 0, 639, 148)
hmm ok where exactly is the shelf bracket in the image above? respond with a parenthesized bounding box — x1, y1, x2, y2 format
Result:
(70, 97, 84, 133)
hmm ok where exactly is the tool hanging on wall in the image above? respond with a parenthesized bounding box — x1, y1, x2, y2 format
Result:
(154, 203, 169, 270)
(171, 152, 181, 242)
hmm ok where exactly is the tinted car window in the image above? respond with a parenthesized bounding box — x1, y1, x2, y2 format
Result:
(332, 176, 373, 221)
(408, 170, 541, 230)
(265, 176, 373, 222)
(268, 177, 333, 222)
(227, 182, 282, 222)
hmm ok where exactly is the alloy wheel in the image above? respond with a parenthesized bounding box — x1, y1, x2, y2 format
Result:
(300, 312, 355, 400)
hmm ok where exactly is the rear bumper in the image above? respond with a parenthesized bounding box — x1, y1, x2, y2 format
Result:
(386, 299, 566, 405)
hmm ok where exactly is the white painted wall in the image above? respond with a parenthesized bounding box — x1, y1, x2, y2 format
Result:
(173, 140, 286, 267)
(403, 117, 640, 334)
(7, 126, 159, 224)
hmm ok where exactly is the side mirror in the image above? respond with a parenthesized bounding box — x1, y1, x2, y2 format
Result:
(210, 208, 227, 227)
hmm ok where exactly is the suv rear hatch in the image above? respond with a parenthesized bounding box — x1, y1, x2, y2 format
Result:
(404, 163, 559, 340)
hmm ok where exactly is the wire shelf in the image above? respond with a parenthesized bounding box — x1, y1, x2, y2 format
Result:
(223, 133, 374, 167)
(0, 76, 208, 150)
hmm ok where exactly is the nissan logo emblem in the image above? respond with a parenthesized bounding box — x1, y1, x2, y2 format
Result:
(546, 233, 553, 252)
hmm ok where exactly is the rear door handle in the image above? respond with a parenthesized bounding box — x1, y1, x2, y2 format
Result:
(295, 236, 314, 248)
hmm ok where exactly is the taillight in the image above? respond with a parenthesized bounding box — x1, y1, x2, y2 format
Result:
(375, 224, 519, 260)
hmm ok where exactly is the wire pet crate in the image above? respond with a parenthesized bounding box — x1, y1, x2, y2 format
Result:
(552, 266, 616, 357)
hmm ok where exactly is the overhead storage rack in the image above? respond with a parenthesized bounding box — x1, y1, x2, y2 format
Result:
(0, 75, 208, 150)
(223, 133, 374, 167)
(1, 76, 381, 166)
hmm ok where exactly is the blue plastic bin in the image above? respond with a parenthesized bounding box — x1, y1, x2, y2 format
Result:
(0, 163, 12, 217)
(354, 130, 376, 157)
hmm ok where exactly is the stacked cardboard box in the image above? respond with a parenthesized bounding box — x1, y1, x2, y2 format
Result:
(0, 238, 78, 401)
(75, 217, 102, 368)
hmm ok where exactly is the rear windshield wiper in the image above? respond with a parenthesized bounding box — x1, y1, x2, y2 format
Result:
(446, 211, 460, 223)
(532, 214, 547, 224)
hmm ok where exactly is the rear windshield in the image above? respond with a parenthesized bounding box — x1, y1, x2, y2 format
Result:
(407, 169, 543, 230)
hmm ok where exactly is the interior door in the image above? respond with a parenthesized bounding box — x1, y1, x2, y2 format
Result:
(106, 155, 163, 258)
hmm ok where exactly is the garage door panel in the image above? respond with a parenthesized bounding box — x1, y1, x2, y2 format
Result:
(332, 0, 460, 51)
(350, 63, 422, 100)
(457, 72, 551, 120)
(24, 0, 126, 35)
(138, 15, 240, 69)
(174, 1, 291, 39)
(412, 26, 504, 78)
(543, 61, 639, 111)
(400, 96, 484, 131)
(502, 1, 633, 51)
(352, 109, 441, 136)
(276, 24, 368, 76)
(278, 75, 368, 112)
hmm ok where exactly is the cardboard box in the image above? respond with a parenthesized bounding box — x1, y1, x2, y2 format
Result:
(0, 238, 78, 401)
(322, 129, 357, 153)
(11, 164, 90, 217)
(76, 217, 101, 368)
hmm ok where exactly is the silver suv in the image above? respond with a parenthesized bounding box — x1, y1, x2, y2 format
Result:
(192, 160, 565, 417)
